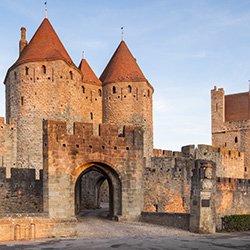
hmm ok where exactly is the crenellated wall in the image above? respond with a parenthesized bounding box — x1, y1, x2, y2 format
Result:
(144, 153, 192, 213)
(0, 167, 43, 214)
(196, 144, 245, 178)
(145, 144, 248, 215)
(215, 177, 250, 229)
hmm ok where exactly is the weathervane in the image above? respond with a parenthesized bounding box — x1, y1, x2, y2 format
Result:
(44, 1, 48, 18)
(121, 27, 124, 41)
(82, 50, 85, 59)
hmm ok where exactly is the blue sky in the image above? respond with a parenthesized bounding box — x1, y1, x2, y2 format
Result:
(0, 0, 249, 150)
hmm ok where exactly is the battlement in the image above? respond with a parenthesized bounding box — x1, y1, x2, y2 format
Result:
(43, 120, 144, 153)
(211, 86, 224, 94)
(153, 144, 244, 161)
(0, 167, 43, 214)
(153, 149, 182, 158)
(197, 144, 244, 159)
(216, 177, 250, 191)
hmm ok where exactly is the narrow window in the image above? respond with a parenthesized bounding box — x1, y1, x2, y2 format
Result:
(14, 72, 17, 80)
(42, 65, 46, 74)
(82, 86, 85, 94)
(25, 67, 29, 76)
(225, 142, 227, 147)
(90, 112, 93, 120)
(69, 71, 73, 80)
(98, 124, 101, 136)
(21, 96, 24, 106)
(215, 103, 218, 112)
(128, 85, 132, 93)
(98, 89, 102, 97)
(154, 204, 158, 212)
(148, 89, 150, 97)
(235, 137, 238, 143)
(112, 86, 116, 94)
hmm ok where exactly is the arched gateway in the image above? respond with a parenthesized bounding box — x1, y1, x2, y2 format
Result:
(75, 163, 122, 219)
(43, 120, 144, 221)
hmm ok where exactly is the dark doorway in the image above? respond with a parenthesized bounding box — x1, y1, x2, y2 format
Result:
(75, 163, 122, 220)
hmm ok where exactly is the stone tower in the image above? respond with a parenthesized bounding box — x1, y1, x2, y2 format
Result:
(4, 18, 102, 175)
(211, 86, 250, 178)
(100, 40, 154, 158)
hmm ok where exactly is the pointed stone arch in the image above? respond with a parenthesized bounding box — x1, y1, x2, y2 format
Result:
(74, 162, 122, 219)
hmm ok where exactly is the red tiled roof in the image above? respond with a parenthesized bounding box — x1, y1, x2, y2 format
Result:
(13, 18, 74, 67)
(100, 40, 147, 84)
(79, 59, 101, 85)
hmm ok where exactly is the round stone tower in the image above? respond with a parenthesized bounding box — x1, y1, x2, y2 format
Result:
(100, 40, 154, 158)
(4, 18, 102, 175)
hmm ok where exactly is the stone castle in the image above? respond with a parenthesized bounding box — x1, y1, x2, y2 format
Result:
(0, 17, 249, 241)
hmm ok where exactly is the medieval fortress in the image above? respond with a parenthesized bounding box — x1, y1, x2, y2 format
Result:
(0, 17, 249, 241)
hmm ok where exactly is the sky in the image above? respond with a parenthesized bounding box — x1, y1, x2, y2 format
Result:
(0, 0, 249, 151)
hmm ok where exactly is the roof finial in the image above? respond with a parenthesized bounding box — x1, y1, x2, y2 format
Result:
(121, 27, 124, 41)
(44, 1, 48, 18)
(82, 50, 85, 59)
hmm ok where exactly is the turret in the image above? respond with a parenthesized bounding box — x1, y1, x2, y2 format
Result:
(4, 18, 99, 176)
(19, 27, 28, 54)
(100, 40, 154, 158)
(78, 55, 102, 132)
(211, 86, 225, 138)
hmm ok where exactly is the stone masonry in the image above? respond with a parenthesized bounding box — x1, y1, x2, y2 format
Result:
(0, 16, 250, 241)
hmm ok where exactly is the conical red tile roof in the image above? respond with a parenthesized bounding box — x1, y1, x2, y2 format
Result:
(13, 18, 74, 67)
(79, 59, 101, 85)
(100, 41, 147, 84)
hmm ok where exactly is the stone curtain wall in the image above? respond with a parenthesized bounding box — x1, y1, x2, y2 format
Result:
(145, 144, 246, 214)
(144, 154, 192, 213)
(196, 144, 245, 178)
(0, 117, 17, 178)
(215, 177, 250, 230)
(0, 167, 43, 214)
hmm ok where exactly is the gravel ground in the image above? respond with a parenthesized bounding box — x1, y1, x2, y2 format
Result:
(1, 209, 250, 250)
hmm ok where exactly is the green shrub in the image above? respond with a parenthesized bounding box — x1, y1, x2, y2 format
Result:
(222, 215, 250, 231)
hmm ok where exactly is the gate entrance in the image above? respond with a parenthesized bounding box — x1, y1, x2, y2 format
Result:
(75, 163, 122, 219)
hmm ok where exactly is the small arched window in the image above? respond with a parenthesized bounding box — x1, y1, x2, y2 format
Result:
(90, 112, 93, 120)
(235, 137, 238, 143)
(25, 67, 29, 76)
(148, 89, 150, 97)
(82, 86, 85, 94)
(42, 65, 46, 74)
(112, 86, 116, 94)
(128, 85, 132, 93)
(69, 71, 73, 80)
(98, 89, 102, 97)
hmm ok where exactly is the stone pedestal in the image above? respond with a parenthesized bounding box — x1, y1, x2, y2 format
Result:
(190, 160, 216, 233)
